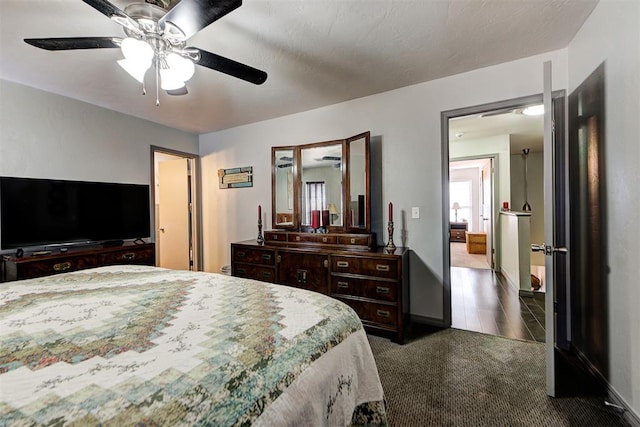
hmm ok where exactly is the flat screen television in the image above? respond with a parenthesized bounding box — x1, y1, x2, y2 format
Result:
(0, 176, 151, 250)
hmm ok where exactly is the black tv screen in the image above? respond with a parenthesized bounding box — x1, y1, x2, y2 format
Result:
(0, 177, 150, 249)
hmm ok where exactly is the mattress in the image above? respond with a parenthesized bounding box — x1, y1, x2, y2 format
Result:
(0, 265, 387, 426)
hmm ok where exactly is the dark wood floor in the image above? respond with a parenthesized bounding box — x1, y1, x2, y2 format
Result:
(451, 266, 546, 342)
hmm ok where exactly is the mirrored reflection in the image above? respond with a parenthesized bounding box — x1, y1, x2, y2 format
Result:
(301, 144, 343, 228)
(349, 136, 366, 229)
(274, 149, 294, 226)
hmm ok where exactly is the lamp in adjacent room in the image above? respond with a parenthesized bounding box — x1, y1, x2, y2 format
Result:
(328, 203, 339, 224)
(452, 202, 461, 222)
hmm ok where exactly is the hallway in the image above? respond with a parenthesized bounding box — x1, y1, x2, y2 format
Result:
(451, 267, 546, 342)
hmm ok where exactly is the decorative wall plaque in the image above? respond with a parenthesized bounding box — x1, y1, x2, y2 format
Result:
(218, 166, 253, 189)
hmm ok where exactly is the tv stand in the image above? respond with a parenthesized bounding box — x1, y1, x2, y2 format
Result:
(102, 239, 124, 247)
(1, 242, 155, 282)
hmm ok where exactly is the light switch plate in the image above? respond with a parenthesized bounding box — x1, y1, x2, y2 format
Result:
(412, 207, 420, 219)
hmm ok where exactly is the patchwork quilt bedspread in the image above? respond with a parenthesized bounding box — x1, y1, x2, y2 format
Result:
(0, 265, 387, 426)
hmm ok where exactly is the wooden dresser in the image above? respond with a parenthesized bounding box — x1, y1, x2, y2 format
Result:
(1, 243, 155, 282)
(231, 233, 409, 343)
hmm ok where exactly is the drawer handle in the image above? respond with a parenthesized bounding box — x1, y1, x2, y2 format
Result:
(122, 252, 135, 261)
(336, 261, 349, 268)
(376, 264, 390, 272)
(350, 238, 356, 244)
(53, 262, 71, 272)
(262, 272, 272, 278)
(277, 255, 282, 263)
(262, 254, 272, 261)
(377, 310, 391, 318)
(337, 281, 349, 289)
(376, 286, 390, 294)
(322, 237, 328, 242)
(237, 267, 246, 274)
(272, 235, 279, 240)
(237, 251, 245, 258)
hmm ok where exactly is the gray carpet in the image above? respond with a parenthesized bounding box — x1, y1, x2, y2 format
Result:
(368, 327, 630, 426)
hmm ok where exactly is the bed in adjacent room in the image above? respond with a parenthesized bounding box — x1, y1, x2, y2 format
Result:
(0, 265, 387, 426)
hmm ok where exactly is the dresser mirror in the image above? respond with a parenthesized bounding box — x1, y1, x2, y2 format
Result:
(301, 142, 344, 229)
(272, 147, 296, 229)
(347, 133, 370, 231)
(271, 131, 370, 233)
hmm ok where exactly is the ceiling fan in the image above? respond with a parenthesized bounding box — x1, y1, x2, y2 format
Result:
(24, 0, 267, 104)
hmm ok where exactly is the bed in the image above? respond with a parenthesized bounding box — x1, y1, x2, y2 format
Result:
(0, 265, 387, 426)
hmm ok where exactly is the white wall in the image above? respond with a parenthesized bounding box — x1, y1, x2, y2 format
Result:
(450, 134, 511, 211)
(0, 79, 199, 245)
(567, 0, 640, 418)
(200, 49, 568, 321)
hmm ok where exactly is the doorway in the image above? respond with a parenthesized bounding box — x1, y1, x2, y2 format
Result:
(443, 95, 547, 342)
(151, 146, 202, 271)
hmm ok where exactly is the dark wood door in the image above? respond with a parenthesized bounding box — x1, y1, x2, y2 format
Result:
(277, 250, 328, 294)
(568, 63, 608, 380)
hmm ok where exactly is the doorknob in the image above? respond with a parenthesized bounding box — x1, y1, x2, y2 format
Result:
(532, 243, 567, 255)
(159, 228, 165, 233)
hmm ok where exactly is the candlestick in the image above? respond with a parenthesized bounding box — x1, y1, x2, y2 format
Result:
(386, 220, 396, 252)
(258, 204, 262, 220)
(388, 202, 393, 222)
(256, 212, 264, 245)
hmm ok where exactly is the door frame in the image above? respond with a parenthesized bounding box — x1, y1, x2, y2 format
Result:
(441, 90, 567, 393)
(150, 146, 203, 271)
(441, 93, 544, 327)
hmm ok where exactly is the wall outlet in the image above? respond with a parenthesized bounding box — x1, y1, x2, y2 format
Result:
(412, 207, 420, 219)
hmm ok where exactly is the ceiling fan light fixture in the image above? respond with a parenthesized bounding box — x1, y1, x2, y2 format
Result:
(165, 53, 195, 82)
(117, 58, 151, 83)
(120, 37, 153, 61)
(159, 69, 186, 90)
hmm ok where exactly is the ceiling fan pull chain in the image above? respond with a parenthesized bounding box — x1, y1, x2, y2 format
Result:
(155, 58, 160, 107)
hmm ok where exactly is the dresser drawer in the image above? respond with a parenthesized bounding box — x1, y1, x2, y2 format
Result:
(264, 232, 287, 243)
(232, 264, 276, 283)
(232, 246, 276, 265)
(330, 276, 397, 302)
(288, 233, 338, 244)
(99, 247, 154, 265)
(337, 235, 371, 246)
(331, 255, 398, 279)
(11, 256, 97, 280)
(340, 298, 398, 327)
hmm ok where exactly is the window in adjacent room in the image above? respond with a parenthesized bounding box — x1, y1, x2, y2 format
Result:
(305, 181, 326, 224)
(449, 180, 472, 224)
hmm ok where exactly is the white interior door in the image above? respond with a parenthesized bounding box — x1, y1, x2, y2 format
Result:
(158, 158, 190, 270)
(540, 60, 570, 397)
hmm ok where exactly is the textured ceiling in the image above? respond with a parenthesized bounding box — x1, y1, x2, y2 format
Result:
(0, 0, 597, 134)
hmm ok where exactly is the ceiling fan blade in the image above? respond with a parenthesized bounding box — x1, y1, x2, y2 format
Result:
(24, 37, 121, 51)
(82, 0, 126, 18)
(82, 0, 141, 34)
(193, 48, 267, 85)
(160, 0, 241, 40)
(167, 87, 189, 96)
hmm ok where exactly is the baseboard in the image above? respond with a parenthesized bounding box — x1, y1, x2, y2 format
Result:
(606, 385, 640, 426)
(410, 314, 446, 328)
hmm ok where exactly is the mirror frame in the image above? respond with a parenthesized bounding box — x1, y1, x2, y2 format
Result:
(271, 131, 371, 234)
